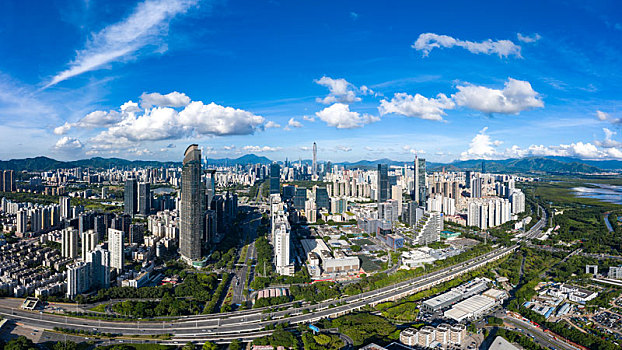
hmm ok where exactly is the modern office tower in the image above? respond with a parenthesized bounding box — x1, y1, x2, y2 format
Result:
(86, 247, 110, 289)
(138, 182, 151, 216)
(282, 185, 296, 201)
(481, 160, 486, 173)
(414, 156, 427, 207)
(293, 187, 307, 209)
(312, 142, 317, 177)
(2, 170, 14, 192)
(129, 224, 144, 244)
(16, 210, 27, 234)
(94, 215, 106, 241)
(378, 199, 399, 224)
(315, 187, 329, 209)
(108, 228, 124, 272)
(81, 230, 98, 261)
(66, 262, 90, 299)
(377, 164, 389, 203)
(405, 201, 424, 226)
(124, 178, 137, 216)
(269, 163, 280, 195)
(465, 171, 472, 189)
(60, 196, 71, 219)
(180, 144, 205, 264)
(62, 227, 79, 258)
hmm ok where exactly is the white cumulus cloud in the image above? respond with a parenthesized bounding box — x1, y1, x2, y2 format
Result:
(45, 0, 199, 88)
(287, 118, 303, 128)
(140, 91, 191, 109)
(413, 33, 522, 58)
(453, 78, 543, 114)
(460, 127, 503, 160)
(55, 136, 84, 151)
(315, 103, 379, 129)
(265, 121, 281, 129)
(379, 92, 455, 121)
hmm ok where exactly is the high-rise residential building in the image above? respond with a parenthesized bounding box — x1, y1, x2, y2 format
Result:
(180, 144, 205, 264)
(138, 182, 151, 216)
(312, 142, 317, 177)
(16, 210, 27, 234)
(66, 262, 90, 299)
(81, 230, 98, 261)
(124, 178, 137, 216)
(60, 196, 71, 219)
(414, 156, 427, 207)
(2, 170, 14, 192)
(85, 247, 110, 289)
(377, 164, 389, 203)
(62, 227, 79, 258)
(269, 163, 280, 195)
(108, 228, 124, 272)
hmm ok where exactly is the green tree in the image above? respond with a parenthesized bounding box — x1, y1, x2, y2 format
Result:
(202, 341, 218, 350)
(52, 341, 78, 350)
(4, 336, 37, 350)
(228, 339, 242, 350)
(182, 342, 196, 350)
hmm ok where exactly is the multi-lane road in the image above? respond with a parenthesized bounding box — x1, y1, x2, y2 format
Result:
(0, 207, 548, 344)
(0, 244, 518, 343)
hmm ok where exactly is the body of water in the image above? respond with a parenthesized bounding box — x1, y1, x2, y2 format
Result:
(572, 183, 622, 205)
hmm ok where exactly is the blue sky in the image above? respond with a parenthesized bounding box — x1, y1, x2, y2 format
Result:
(1, 0, 621, 163)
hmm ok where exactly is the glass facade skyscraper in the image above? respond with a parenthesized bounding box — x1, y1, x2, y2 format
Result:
(377, 164, 389, 203)
(123, 178, 137, 216)
(269, 163, 280, 195)
(180, 144, 205, 264)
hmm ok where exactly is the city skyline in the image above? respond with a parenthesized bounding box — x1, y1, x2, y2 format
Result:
(1, 0, 622, 163)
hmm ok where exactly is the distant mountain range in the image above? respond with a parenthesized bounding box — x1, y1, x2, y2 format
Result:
(0, 154, 621, 174)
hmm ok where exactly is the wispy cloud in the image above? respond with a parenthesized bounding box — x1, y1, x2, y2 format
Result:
(44, 0, 199, 88)
(413, 33, 522, 58)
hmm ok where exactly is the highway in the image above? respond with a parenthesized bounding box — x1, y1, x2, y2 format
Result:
(0, 205, 549, 344)
(0, 244, 517, 343)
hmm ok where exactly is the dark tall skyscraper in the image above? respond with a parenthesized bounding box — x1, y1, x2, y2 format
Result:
(377, 164, 389, 203)
(124, 178, 137, 216)
(315, 187, 329, 209)
(180, 145, 205, 264)
(293, 187, 307, 209)
(465, 170, 472, 189)
(269, 163, 280, 195)
(138, 182, 151, 216)
(414, 156, 427, 207)
(481, 160, 486, 173)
